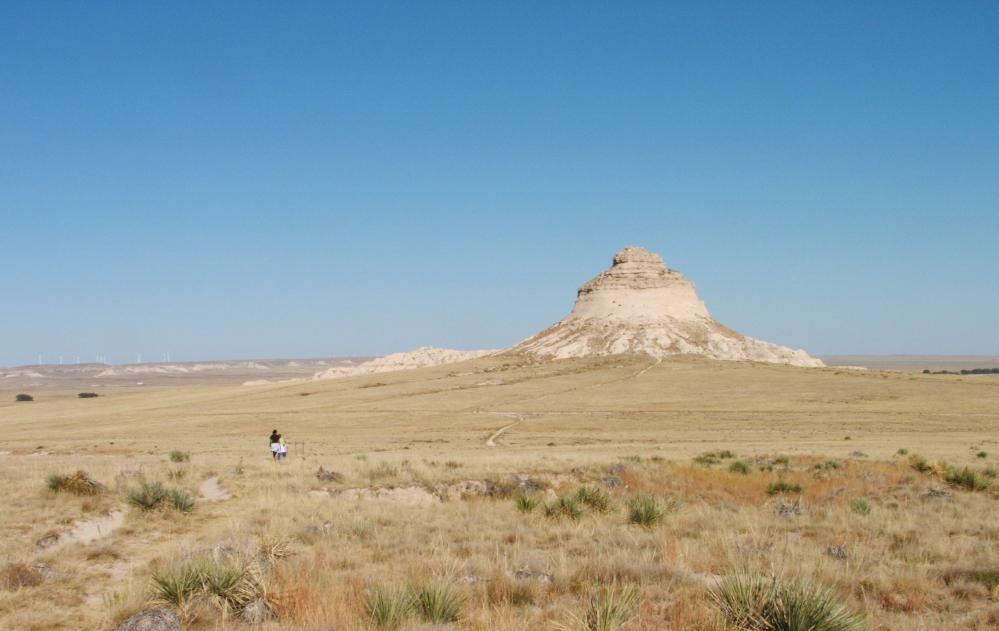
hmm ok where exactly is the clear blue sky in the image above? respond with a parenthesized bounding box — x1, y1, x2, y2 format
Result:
(2, 2, 997, 366)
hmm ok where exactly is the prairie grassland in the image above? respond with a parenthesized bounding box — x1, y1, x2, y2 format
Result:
(1, 355, 997, 629)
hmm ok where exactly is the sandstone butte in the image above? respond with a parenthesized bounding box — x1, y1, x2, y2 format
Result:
(512, 246, 823, 367)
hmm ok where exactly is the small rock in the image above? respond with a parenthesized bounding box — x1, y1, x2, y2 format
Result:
(512, 566, 554, 583)
(603, 476, 624, 488)
(921, 487, 953, 501)
(115, 608, 181, 631)
(35, 532, 60, 549)
(774, 497, 805, 517)
(826, 546, 848, 560)
(316, 467, 344, 483)
(239, 598, 272, 625)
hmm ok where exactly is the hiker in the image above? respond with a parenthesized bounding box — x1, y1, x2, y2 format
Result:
(270, 429, 280, 460)
(278, 435, 288, 460)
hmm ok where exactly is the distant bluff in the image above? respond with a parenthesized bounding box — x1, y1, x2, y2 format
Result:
(512, 246, 823, 367)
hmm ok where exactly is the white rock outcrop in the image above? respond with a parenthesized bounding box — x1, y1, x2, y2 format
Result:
(312, 346, 495, 380)
(513, 246, 823, 367)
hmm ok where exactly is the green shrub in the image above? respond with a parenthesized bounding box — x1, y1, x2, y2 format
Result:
(895, 448, 909, 456)
(729, 460, 752, 474)
(366, 585, 415, 628)
(626, 493, 665, 527)
(167, 468, 186, 481)
(694, 453, 721, 466)
(773, 455, 790, 466)
(514, 493, 539, 513)
(151, 556, 259, 612)
(814, 460, 841, 471)
(127, 482, 195, 512)
(46, 470, 104, 495)
(717, 450, 736, 459)
(908, 454, 931, 473)
(579, 583, 642, 631)
(767, 480, 805, 495)
(544, 494, 584, 520)
(77, 392, 99, 398)
(416, 580, 463, 623)
(713, 574, 866, 631)
(169, 450, 190, 463)
(849, 498, 871, 516)
(168, 488, 196, 512)
(15, 393, 33, 402)
(575, 486, 613, 513)
(976, 451, 988, 459)
(943, 466, 992, 492)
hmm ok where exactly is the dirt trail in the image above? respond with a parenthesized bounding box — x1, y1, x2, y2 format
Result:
(483, 412, 526, 447)
(199, 476, 230, 501)
(481, 358, 658, 447)
(56, 509, 125, 546)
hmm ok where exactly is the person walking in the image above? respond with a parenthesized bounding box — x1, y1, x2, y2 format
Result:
(269, 429, 281, 460)
(278, 435, 288, 461)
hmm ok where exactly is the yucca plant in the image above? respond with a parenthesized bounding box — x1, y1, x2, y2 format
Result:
(416, 580, 463, 623)
(46, 470, 104, 495)
(582, 583, 642, 631)
(849, 497, 871, 516)
(943, 466, 991, 491)
(544, 494, 584, 520)
(127, 482, 170, 510)
(729, 460, 753, 474)
(626, 493, 664, 527)
(366, 585, 415, 628)
(151, 561, 204, 607)
(714, 574, 867, 631)
(767, 480, 805, 495)
(201, 560, 258, 613)
(575, 486, 613, 513)
(167, 488, 196, 512)
(514, 492, 540, 513)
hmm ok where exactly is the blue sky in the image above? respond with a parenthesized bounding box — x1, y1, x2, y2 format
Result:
(2, 2, 997, 366)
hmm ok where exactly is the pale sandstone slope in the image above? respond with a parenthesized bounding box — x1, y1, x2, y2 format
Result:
(513, 247, 823, 367)
(312, 346, 496, 380)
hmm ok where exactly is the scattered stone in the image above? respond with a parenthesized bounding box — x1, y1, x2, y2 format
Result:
(316, 467, 344, 483)
(603, 476, 624, 488)
(239, 598, 273, 624)
(114, 608, 181, 631)
(35, 532, 60, 549)
(774, 497, 805, 517)
(434, 480, 488, 500)
(512, 566, 554, 583)
(826, 546, 849, 560)
(921, 487, 954, 501)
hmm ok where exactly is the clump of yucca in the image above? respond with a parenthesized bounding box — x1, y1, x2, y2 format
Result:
(126, 482, 195, 512)
(767, 479, 805, 495)
(416, 580, 463, 623)
(575, 486, 613, 512)
(849, 497, 871, 516)
(46, 470, 104, 496)
(626, 493, 666, 527)
(942, 466, 992, 491)
(152, 556, 261, 613)
(544, 494, 584, 520)
(514, 492, 540, 513)
(713, 574, 867, 631)
(169, 450, 190, 463)
(729, 460, 753, 474)
(366, 585, 415, 628)
(908, 453, 931, 473)
(559, 583, 642, 631)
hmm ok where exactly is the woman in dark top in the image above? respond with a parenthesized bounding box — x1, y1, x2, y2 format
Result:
(269, 430, 280, 459)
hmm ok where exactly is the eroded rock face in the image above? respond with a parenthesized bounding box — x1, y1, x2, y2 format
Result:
(513, 246, 823, 367)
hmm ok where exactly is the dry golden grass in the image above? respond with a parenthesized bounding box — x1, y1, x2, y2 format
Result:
(0, 354, 997, 629)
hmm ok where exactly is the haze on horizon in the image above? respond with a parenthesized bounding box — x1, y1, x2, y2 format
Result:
(2, 2, 998, 367)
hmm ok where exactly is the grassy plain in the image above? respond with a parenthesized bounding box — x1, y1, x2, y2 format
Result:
(1, 354, 997, 630)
